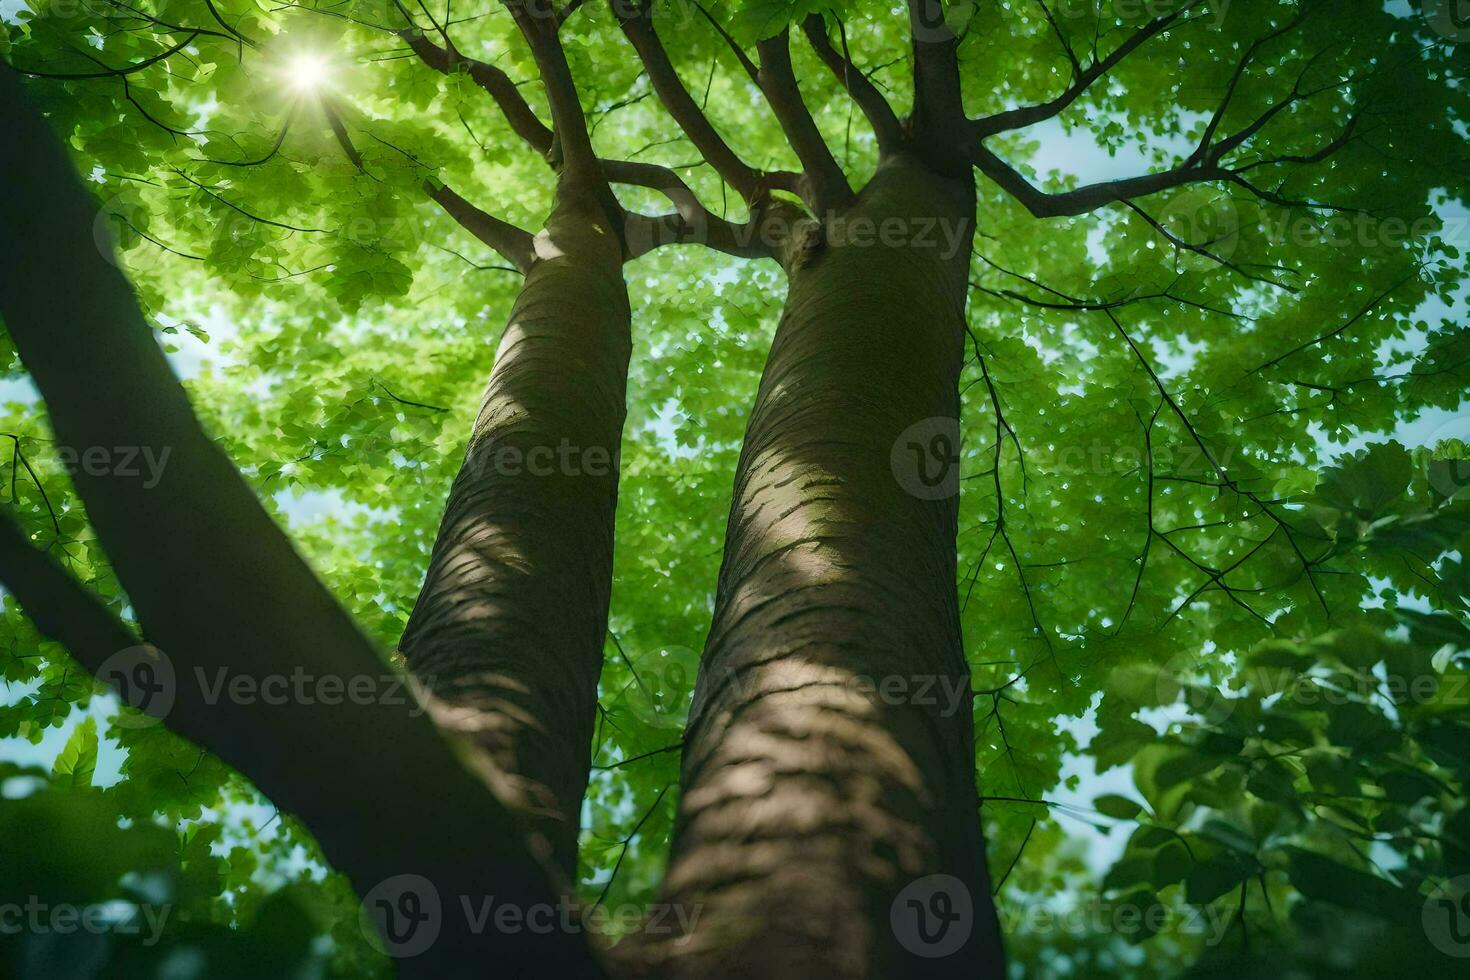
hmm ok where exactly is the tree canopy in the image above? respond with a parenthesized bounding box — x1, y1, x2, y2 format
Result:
(1, 0, 1468, 976)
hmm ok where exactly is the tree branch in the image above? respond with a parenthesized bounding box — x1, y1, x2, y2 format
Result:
(605, 159, 766, 257)
(801, 14, 902, 151)
(966, 6, 1364, 224)
(428, 180, 536, 273)
(970, 2, 1202, 139)
(692, 1, 761, 83)
(0, 62, 602, 976)
(0, 510, 139, 661)
(502, 0, 600, 177)
(969, 142, 1231, 217)
(756, 28, 852, 211)
(906, 0, 967, 156)
(611, 0, 762, 200)
(399, 29, 555, 157)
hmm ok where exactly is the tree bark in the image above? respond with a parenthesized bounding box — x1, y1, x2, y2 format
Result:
(399, 174, 631, 877)
(642, 153, 1006, 978)
(0, 64, 602, 978)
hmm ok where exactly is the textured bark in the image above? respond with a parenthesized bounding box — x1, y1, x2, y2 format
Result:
(0, 63, 602, 978)
(399, 175, 631, 877)
(642, 154, 1006, 978)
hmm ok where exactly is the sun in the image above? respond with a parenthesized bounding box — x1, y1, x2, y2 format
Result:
(286, 53, 330, 92)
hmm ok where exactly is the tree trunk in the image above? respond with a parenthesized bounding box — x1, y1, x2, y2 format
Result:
(644, 153, 1006, 978)
(399, 175, 631, 877)
(0, 63, 603, 978)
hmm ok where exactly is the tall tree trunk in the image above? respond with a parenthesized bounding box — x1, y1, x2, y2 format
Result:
(399, 175, 631, 877)
(644, 153, 1006, 978)
(0, 63, 602, 978)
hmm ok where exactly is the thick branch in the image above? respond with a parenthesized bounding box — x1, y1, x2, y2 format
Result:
(801, 14, 902, 151)
(906, 0, 967, 153)
(970, 2, 1201, 138)
(13, 30, 200, 80)
(503, 0, 600, 177)
(970, 94, 1360, 221)
(623, 210, 771, 260)
(399, 29, 555, 156)
(755, 28, 852, 210)
(970, 142, 1230, 217)
(0, 63, 600, 977)
(428, 180, 536, 272)
(692, 1, 761, 83)
(611, 0, 762, 200)
(605, 159, 774, 259)
(0, 511, 139, 660)
(967, 5, 1360, 223)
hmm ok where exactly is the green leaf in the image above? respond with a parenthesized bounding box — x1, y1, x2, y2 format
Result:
(1186, 854, 1253, 905)
(1286, 849, 1406, 920)
(51, 716, 98, 788)
(1095, 793, 1144, 820)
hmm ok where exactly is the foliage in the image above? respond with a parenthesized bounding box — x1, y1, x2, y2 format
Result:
(1, 0, 1467, 976)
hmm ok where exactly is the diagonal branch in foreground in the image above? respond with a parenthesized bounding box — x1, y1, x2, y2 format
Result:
(0, 62, 602, 979)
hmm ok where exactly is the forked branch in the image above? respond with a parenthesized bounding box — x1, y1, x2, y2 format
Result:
(801, 14, 902, 151)
(755, 28, 853, 210)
